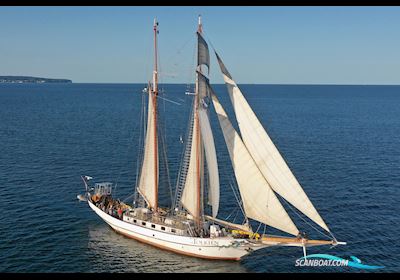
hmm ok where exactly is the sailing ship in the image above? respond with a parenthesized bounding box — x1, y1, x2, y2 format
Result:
(79, 17, 346, 260)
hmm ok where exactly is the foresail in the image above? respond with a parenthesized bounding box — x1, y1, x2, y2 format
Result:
(198, 108, 219, 218)
(211, 91, 299, 236)
(138, 91, 158, 209)
(215, 52, 330, 233)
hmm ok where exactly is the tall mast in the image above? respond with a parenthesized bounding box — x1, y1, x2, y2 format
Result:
(180, 15, 213, 234)
(153, 18, 159, 212)
(153, 18, 159, 95)
(195, 15, 203, 229)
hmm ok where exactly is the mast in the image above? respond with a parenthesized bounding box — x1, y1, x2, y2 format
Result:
(137, 19, 159, 212)
(153, 18, 159, 95)
(180, 15, 217, 234)
(195, 15, 203, 229)
(153, 18, 159, 212)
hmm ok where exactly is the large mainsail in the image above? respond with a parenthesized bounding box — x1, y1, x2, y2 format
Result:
(181, 19, 219, 220)
(215, 52, 330, 233)
(210, 85, 299, 236)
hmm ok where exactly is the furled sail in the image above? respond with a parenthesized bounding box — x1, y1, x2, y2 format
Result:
(215, 52, 330, 233)
(138, 89, 158, 209)
(210, 88, 299, 236)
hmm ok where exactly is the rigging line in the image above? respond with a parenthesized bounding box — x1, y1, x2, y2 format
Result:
(166, 34, 194, 64)
(156, 37, 174, 206)
(281, 196, 335, 240)
(131, 93, 143, 203)
(255, 221, 263, 234)
(136, 91, 146, 183)
(229, 175, 244, 212)
(228, 181, 246, 224)
(173, 102, 193, 199)
(157, 109, 173, 207)
(172, 97, 194, 212)
(232, 205, 240, 224)
(178, 38, 197, 144)
(113, 87, 145, 195)
(155, 95, 182, 106)
(133, 90, 147, 205)
(157, 36, 173, 206)
(263, 223, 267, 236)
(224, 206, 239, 221)
(122, 192, 135, 203)
(186, 36, 197, 93)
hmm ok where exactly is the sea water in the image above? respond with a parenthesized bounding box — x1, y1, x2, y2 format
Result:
(0, 83, 399, 272)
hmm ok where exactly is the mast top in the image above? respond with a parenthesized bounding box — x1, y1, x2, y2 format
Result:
(198, 14, 202, 33)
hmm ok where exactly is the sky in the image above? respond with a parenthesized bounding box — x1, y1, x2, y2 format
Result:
(1, 6, 400, 84)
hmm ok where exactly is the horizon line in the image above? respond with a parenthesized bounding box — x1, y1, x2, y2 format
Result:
(62, 82, 400, 86)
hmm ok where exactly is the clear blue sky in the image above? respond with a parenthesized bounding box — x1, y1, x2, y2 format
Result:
(1, 6, 400, 84)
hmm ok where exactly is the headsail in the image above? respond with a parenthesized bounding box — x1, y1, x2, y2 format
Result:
(209, 81, 299, 236)
(215, 52, 330, 233)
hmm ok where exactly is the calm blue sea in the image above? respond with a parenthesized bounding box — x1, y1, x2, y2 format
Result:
(0, 83, 399, 272)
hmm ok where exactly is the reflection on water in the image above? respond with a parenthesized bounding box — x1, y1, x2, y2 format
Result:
(86, 223, 249, 273)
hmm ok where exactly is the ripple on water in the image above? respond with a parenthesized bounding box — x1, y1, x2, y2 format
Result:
(1, 84, 400, 272)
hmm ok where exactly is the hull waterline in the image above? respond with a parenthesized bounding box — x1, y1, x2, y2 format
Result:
(88, 200, 267, 260)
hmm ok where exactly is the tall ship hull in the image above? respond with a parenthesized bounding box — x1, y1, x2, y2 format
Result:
(88, 200, 266, 260)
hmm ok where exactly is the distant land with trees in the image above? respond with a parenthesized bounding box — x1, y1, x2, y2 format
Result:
(0, 76, 72, 83)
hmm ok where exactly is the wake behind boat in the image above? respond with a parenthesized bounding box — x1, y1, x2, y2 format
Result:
(79, 16, 345, 261)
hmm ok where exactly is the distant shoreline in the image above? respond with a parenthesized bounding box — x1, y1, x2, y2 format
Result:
(0, 76, 72, 84)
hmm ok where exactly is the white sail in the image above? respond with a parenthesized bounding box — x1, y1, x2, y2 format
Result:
(211, 92, 299, 236)
(215, 52, 330, 233)
(198, 108, 219, 218)
(138, 90, 158, 209)
(181, 107, 202, 220)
